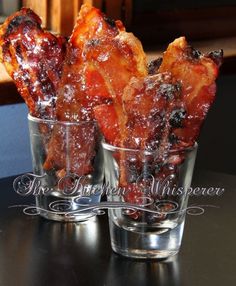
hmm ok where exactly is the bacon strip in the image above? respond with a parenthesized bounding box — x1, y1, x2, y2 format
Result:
(0, 8, 67, 118)
(159, 37, 223, 149)
(56, 3, 147, 122)
(44, 4, 147, 175)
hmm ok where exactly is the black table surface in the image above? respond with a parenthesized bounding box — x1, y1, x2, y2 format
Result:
(0, 169, 235, 286)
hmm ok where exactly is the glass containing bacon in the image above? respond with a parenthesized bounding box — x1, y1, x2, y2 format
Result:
(0, 4, 149, 221)
(100, 35, 222, 258)
(28, 114, 103, 221)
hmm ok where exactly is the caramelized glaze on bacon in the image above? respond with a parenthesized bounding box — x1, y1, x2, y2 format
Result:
(94, 37, 222, 186)
(95, 37, 222, 152)
(0, 6, 223, 183)
(159, 37, 223, 149)
(44, 4, 147, 175)
(56, 3, 147, 122)
(122, 73, 183, 151)
(0, 8, 67, 118)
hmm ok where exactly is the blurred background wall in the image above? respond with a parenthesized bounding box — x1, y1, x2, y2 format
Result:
(0, 104, 31, 178)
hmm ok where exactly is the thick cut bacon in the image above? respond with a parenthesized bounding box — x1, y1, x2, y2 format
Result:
(0, 8, 67, 118)
(56, 3, 146, 122)
(44, 4, 147, 175)
(159, 37, 223, 149)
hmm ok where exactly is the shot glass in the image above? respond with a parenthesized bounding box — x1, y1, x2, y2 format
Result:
(102, 142, 197, 259)
(28, 114, 104, 222)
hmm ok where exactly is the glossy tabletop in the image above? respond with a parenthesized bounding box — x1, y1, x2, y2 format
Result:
(0, 170, 235, 286)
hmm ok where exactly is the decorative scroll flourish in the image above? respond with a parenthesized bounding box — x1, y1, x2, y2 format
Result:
(8, 195, 219, 218)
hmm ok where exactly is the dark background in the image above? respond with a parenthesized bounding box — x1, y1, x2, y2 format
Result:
(134, 0, 236, 11)
(196, 74, 236, 175)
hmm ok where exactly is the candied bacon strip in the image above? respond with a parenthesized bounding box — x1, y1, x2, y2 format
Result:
(121, 38, 222, 219)
(0, 8, 67, 118)
(44, 4, 147, 175)
(159, 37, 223, 149)
(56, 3, 147, 122)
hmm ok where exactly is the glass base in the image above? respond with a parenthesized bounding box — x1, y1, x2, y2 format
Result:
(38, 209, 96, 222)
(109, 219, 185, 259)
(35, 193, 100, 222)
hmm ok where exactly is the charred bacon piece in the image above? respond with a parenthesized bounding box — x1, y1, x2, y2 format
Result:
(0, 8, 67, 118)
(148, 58, 163, 75)
(159, 37, 223, 149)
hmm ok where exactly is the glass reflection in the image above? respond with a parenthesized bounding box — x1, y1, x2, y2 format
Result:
(105, 253, 180, 286)
(0, 215, 101, 285)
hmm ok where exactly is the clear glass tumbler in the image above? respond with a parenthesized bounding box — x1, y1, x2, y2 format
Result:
(28, 114, 104, 222)
(102, 142, 197, 259)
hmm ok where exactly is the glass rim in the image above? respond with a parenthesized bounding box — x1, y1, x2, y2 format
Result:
(28, 114, 96, 126)
(102, 141, 198, 154)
